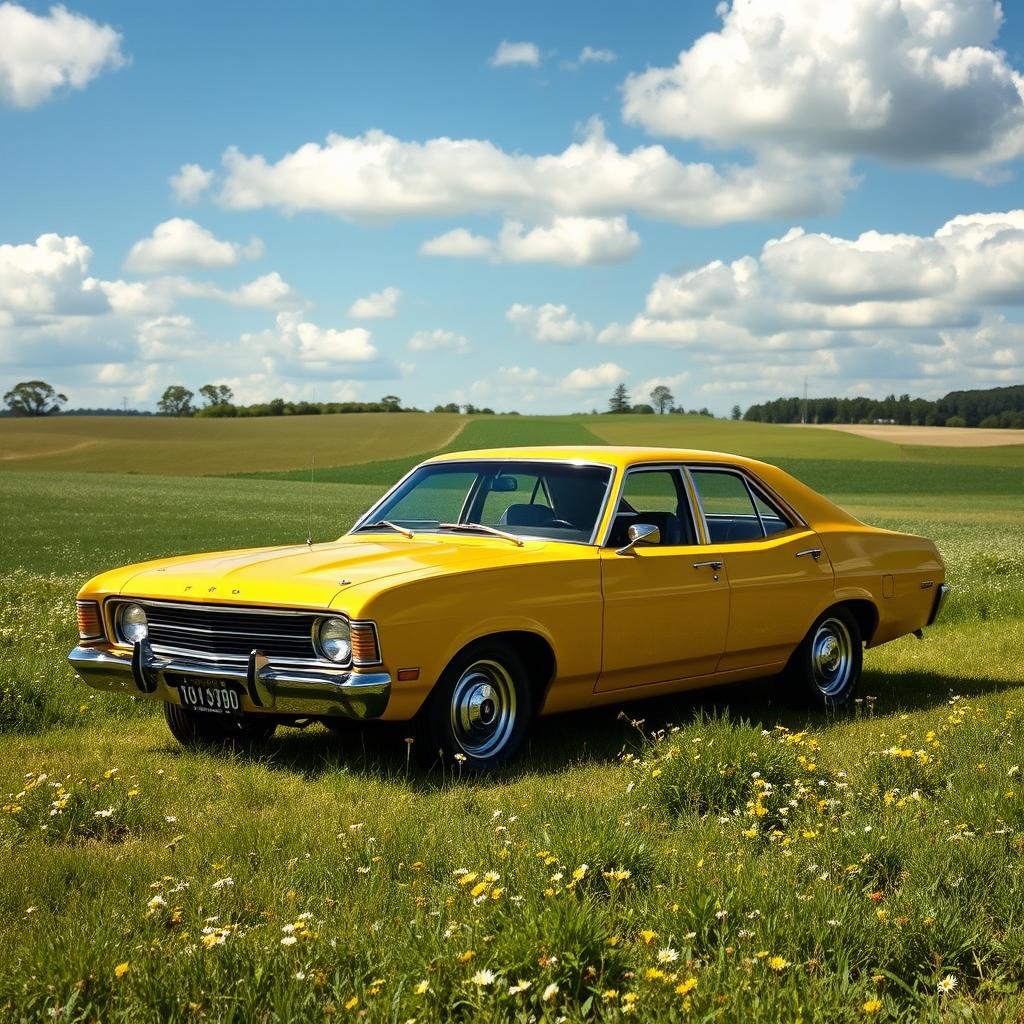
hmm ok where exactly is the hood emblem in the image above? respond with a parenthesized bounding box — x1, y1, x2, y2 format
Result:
(339, 579, 352, 586)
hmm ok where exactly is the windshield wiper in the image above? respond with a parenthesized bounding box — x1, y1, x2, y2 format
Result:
(361, 519, 416, 538)
(438, 522, 524, 547)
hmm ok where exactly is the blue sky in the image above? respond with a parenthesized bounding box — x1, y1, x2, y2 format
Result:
(1, 0, 1023, 414)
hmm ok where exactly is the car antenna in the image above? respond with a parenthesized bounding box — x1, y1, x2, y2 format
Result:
(306, 454, 315, 547)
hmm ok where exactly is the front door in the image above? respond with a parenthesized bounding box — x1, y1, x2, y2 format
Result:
(596, 466, 730, 692)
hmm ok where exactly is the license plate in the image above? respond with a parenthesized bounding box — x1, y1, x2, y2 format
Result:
(176, 678, 242, 715)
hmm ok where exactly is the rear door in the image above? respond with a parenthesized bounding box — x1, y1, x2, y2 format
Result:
(688, 466, 834, 672)
(597, 465, 730, 691)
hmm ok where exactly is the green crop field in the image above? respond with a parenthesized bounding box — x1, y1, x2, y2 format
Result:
(1, 415, 1023, 1023)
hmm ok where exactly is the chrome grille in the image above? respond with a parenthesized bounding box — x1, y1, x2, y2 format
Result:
(137, 601, 319, 664)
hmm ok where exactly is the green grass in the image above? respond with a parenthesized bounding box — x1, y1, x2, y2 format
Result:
(0, 412, 465, 475)
(1, 425, 1023, 1022)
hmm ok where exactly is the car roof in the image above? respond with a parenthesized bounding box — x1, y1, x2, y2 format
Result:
(424, 445, 765, 471)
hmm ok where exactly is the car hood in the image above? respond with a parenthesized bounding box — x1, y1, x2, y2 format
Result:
(115, 533, 556, 610)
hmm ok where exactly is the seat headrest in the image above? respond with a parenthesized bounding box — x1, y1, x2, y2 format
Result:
(499, 503, 555, 527)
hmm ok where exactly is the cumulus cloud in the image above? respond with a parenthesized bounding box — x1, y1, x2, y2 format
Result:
(408, 328, 470, 354)
(125, 218, 263, 273)
(170, 163, 214, 204)
(268, 311, 377, 366)
(348, 286, 400, 319)
(489, 40, 540, 68)
(0, 233, 107, 318)
(421, 216, 639, 266)
(561, 362, 627, 390)
(622, 0, 1024, 179)
(0, 2, 126, 108)
(217, 121, 852, 228)
(506, 302, 594, 343)
(599, 208, 1024, 402)
(97, 270, 300, 314)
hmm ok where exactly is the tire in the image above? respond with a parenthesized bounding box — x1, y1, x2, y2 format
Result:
(163, 702, 277, 747)
(419, 641, 534, 771)
(782, 606, 863, 710)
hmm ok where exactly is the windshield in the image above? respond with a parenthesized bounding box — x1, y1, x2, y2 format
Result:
(355, 460, 614, 544)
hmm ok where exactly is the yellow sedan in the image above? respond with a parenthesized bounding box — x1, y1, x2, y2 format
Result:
(69, 446, 947, 769)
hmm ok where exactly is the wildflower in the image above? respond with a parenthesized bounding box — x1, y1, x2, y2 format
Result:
(509, 979, 532, 995)
(414, 980, 430, 995)
(657, 947, 679, 964)
(94, 808, 114, 819)
(644, 968, 666, 981)
(572, 864, 589, 881)
(164, 815, 177, 824)
(715, 909, 728, 920)
(458, 950, 475, 963)
(114, 962, 130, 978)
(201, 932, 226, 948)
(211, 877, 234, 891)
(280, 935, 298, 946)
(344, 996, 358, 1010)
(768, 955, 790, 971)
(542, 982, 559, 1002)
(472, 969, 495, 987)
(863, 997, 882, 1014)
(937, 975, 957, 995)
(676, 977, 698, 996)
(639, 929, 657, 944)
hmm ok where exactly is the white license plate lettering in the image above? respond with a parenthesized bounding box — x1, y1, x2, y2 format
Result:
(179, 679, 240, 714)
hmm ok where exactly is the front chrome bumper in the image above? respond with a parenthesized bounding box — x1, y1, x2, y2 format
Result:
(68, 640, 390, 720)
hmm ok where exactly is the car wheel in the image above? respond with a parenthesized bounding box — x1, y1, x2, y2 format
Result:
(420, 641, 533, 771)
(163, 702, 277, 747)
(783, 606, 863, 710)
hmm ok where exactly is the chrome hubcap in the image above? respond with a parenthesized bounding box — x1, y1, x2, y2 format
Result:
(810, 617, 853, 697)
(450, 659, 517, 758)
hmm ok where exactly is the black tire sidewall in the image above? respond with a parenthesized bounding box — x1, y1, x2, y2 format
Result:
(163, 701, 276, 746)
(785, 606, 863, 710)
(421, 641, 534, 770)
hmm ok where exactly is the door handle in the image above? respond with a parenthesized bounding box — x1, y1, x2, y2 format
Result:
(796, 548, 822, 560)
(692, 560, 723, 570)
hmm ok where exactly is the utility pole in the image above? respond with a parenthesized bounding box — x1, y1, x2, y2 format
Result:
(801, 377, 808, 425)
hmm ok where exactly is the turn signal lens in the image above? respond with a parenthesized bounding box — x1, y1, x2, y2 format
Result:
(76, 600, 104, 640)
(351, 622, 381, 667)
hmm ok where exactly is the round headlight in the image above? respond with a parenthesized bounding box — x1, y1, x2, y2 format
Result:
(317, 617, 352, 663)
(119, 603, 148, 644)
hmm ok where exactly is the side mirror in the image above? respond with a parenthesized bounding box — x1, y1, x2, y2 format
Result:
(616, 522, 661, 555)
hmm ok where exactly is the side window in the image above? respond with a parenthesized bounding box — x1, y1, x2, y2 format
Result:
(751, 489, 792, 537)
(690, 469, 793, 542)
(608, 468, 693, 547)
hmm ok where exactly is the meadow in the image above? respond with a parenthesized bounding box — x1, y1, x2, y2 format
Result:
(1, 414, 1023, 1022)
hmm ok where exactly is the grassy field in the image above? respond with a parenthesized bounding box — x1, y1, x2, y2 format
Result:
(1, 416, 1023, 1022)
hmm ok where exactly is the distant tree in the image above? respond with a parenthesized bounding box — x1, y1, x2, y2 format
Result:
(650, 385, 674, 414)
(157, 385, 195, 416)
(945, 415, 967, 428)
(3, 380, 67, 416)
(380, 394, 401, 411)
(632, 403, 655, 414)
(199, 383, 234, 407)
(730, 404, 742, 421)
(608, 383, 631, 414)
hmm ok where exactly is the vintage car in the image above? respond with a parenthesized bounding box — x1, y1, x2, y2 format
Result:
(69, 446, 947, 768)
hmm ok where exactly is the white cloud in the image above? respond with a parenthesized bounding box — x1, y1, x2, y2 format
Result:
(506, 302, 594, 343)
(422, 216, 639, 266)
(135, 314, 197, 361)
(0, 2, 126, 108)
(221, 272, 296, 309)
(170, 163, 214, 204)
(564, 45, 616, 70)
(98, 270, 300, 313)
(408, 328, 470, 354)
(217, 121, 852, 228)
(419, 228, 494, 259)
(622, 0, 1024, 180)
(125, 218, 263, 273)
(561, 362, 627, 390)
(348, 286, 400, 319)
(269, 311, 377, 366)
(489, 40, 540, 68)
(0, 233, 106, 318)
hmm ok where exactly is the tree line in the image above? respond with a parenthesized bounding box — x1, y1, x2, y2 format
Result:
(742, 385, 1024, 429)
(606, 382, 713, 417)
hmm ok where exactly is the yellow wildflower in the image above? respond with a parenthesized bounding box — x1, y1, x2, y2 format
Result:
(863, 997, 882, 1014)
(676, 977, 698, 996)
(114, 962, 130, 978)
